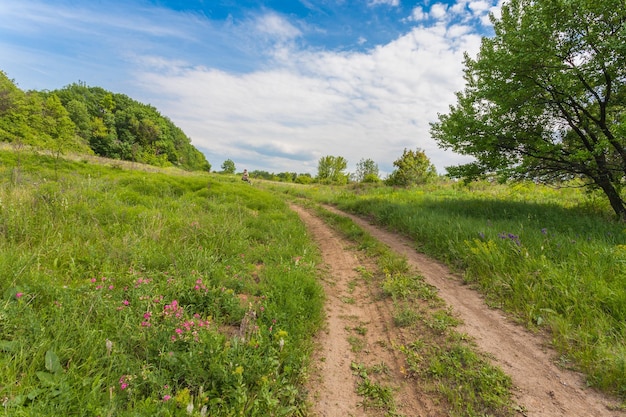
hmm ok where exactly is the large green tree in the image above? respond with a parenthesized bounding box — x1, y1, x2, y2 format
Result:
(431, 0, 626, 219)
(385, 148, 436, 186)
(221, 159, 236, 174)
(317, 155, 348, 184)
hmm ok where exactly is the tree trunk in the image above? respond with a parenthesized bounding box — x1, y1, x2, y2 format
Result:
(596, 173, 626, 221)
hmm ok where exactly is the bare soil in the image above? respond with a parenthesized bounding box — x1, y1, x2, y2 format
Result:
(291, 204, 625, 417)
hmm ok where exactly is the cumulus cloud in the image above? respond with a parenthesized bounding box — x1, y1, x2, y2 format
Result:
(135, 12, 483, 175)
(407, 6, 427, 22)
(430, 4, 449, 21)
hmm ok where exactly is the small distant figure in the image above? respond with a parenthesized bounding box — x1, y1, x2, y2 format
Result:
(242, 169, 251, 184)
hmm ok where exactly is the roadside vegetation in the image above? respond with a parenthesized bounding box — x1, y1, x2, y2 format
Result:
(272, 180, 626, 401)
(311, 204, 515, 416)
(0, 150, 324, 416)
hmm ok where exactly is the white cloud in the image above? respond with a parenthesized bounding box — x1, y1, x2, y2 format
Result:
(468, 0, 492, 14)
(135, 19, 482, 175)
(369, 0, 400, 6)
(430, 3, 449, 21)
(254, 12, 301, 41)
(407, 6, 427, 22)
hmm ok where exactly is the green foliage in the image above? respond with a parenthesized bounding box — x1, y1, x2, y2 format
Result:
(316, 155, 348, 184)
(430, 0, 626, 219)
(221, 158, 236, 174)
(354, 158, 380, 183)
(0, 150, 323, 416)
(0, 73, 210, 172)
(385, 148, 436, 186)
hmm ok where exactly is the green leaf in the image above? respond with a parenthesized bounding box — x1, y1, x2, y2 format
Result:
(0, 340, 18, 353)
(27, 388, 45, 400)
(45, 349, 62, 374)
(36, 371, 58, 387)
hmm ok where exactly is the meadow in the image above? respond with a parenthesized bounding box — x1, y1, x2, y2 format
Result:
(0, 150, 324, 416)
(271, 180, 626, 400)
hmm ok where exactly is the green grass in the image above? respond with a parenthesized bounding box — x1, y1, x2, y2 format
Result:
(0, 150, 324, 416)
(274, 179, 626, 400)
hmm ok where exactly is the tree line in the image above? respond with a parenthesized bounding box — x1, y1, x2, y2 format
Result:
(0, 72, 211, 172)
(219, 148, 437, 186)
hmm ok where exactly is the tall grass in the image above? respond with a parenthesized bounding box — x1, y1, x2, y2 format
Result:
(274, 180, 626, 399)
(0, 151, 324, 416)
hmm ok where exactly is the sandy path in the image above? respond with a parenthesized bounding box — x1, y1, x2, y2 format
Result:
(292, 205, 433, 417)
(316, 204, 624, 417)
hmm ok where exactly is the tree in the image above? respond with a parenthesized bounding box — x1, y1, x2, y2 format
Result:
(430, 0, 626, 219)
(221, 159, 236, 174)
(317, 155, 348, 184)
(385, 148, 436, 186)
(355, 158, 380, 183)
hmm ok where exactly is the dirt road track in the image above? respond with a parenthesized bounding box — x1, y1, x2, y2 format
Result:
(295, 204, 624, 417)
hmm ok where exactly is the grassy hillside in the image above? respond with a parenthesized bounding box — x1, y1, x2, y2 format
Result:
(0, 150, 323, 416)
(0, 71, 210, 172)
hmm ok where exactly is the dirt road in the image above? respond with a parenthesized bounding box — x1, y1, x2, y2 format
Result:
(292, 204, 624, 417)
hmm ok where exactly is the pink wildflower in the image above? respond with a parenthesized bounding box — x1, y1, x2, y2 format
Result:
(15, 292, 24, 299)
(163, 395, 171, 402)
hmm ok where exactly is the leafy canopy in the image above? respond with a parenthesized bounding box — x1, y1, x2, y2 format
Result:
(354, 158, 380, 183)
(385, 148, 436, 186)
(317, 155, 348, 184)
(0, 73, 211, 172)
(430, 0, 626, 219)
(221, 159, 236, 174)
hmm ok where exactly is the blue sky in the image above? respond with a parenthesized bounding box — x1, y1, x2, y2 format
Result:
(0, 0, 503, 175)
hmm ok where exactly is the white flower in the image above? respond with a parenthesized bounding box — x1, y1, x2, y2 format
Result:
(105, 339, 113, 356)
(186, 402, 194, 415)
(200, 405, 208, 417)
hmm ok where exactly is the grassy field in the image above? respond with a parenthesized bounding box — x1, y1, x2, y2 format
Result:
(0, 150, 324, 416)
(3, 148, 625, 415)
(269, 180, 626, 400)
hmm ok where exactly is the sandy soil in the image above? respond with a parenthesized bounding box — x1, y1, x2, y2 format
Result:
(292, 204, 624, 417)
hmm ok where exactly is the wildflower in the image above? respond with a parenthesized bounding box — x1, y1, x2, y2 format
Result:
(200, 405, 208, 417)
(119, 375, 129, 390)
(143, 312, 152, 320)
(163, 395, 171, 402)
(186, 402, 194, 415)
(108, 285, 114, 290)
(15, 292, 24, 299)
(478, 232, 485, 239)
(122, 300, 129, 306)
(541, 228, 548, 235)
(279, 338, 285, 351)
(106, 339, 113, 356)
